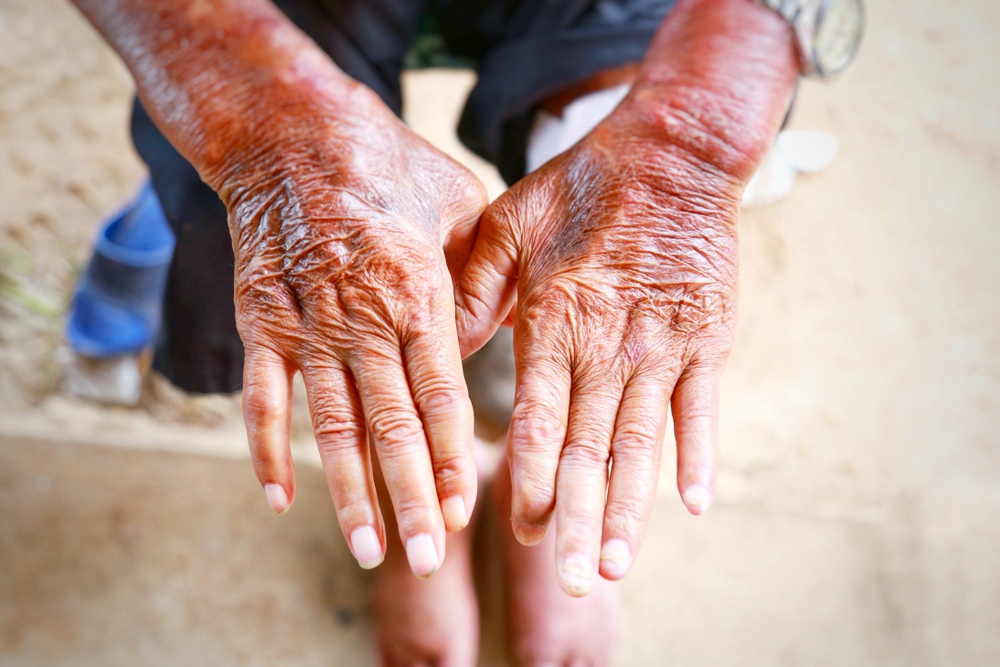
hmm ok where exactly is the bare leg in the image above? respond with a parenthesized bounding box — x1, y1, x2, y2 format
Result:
(373, 456, 479, 667)
(494, 457, 622, 667)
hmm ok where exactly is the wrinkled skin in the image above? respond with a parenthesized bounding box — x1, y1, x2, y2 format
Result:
(450, 0, 798, 596)
(223, 84, 487, 574)
(457, 104, 752, 596)
(69, 0, 797, 596)
(68, 0, 489, 576)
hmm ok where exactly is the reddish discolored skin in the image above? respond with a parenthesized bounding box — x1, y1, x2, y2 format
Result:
(455, 0, 799, 596)
(69, 0, 800, 592)
(69, 0, 488, 576)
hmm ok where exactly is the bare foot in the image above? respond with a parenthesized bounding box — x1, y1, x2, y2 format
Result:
(495, 461, 622, 667)
(373, 454, 480, 667)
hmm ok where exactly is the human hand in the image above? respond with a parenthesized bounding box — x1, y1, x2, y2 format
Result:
(456, 100, 759, 596)
(212, 83, 487, 578)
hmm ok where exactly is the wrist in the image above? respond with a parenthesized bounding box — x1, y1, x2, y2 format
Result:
(154, 40, 392, 198)
(619, 0, 798, 183)
(577, 114, 744, 237)
(196, 69, 392, 204)
(77, 0, 396, 198)
(608, 86, 777, 188)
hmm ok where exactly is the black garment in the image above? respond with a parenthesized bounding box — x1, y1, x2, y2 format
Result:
(136, 0, 676, 393)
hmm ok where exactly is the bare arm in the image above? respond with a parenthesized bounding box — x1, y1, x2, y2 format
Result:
(69, 0, 361, 190)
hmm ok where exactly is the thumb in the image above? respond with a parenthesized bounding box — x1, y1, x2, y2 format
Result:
(455, 200, 519, 358)
(440, 170, 490, 283)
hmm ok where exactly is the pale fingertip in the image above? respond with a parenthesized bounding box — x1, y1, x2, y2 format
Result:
(441, 495, 469, 532)
(350, 526, 384, 570)
(599, 538, 632, 579)
(682, 485, 713, 515)
(405, 533, 440, 578)
(513, 522, 546, 546)
(264, 483, 290, 514)
(559, 552, 596, 597)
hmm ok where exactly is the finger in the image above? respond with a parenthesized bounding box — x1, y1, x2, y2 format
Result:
(455, 201, 519, 358)
(672, 364, 721, 515)
(501, 296, 517, 328)
(301, 362, 386, 570)
(242, 344, 296, 514)
(506, 355, 571, 547)
(554, 367, 624, 597)
(351, 344, 446, 578)
(401, 311, 477, 533)
(440, 169, 489, 282)
(599, 372, 671, 580)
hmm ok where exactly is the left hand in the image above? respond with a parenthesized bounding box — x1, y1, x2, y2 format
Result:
(456, 102, 749, 596)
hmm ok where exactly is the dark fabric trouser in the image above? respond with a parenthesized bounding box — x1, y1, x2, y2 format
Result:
(135, 0, 677, 393)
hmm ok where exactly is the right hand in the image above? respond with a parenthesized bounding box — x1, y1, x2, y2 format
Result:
(209, 82, 488, 578)
(454, 100, 751, 595)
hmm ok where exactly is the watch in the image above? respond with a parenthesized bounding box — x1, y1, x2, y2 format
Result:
(757, 0, 865, 77)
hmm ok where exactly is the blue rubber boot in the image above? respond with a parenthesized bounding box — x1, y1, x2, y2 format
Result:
(67, 181, 175, 358)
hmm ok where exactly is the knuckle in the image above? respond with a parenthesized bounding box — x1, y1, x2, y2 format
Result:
(560, 439, 611, 470)
(368, 411, 425, 453)
(519, 289, 571, 329)
(432, 450, 475, 486)
(392, 493, 436, 528)
(411, 378, 467, 417)
(386, 255, 444, 301)
(334, 493, 376, 525)
(613, 421, 661, 456)
(313, 412, 365, 454)
(241, 386, 274, 427)
(235, 260, 296, 311)
(513, 473, 556, 520)
(508, 401, 565, 452)
(604, 497, 650, 535)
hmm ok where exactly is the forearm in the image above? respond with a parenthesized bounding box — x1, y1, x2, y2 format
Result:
(69, 0, 381, 195)
(622, 0, 799, 184)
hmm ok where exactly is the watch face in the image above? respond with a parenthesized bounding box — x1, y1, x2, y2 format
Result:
(814, 0, 864, 75)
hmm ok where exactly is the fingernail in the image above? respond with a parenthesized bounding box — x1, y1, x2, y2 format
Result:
(350, 526, 384, 570)
(559, 553, 596, 597)
(683, 485, 713, 515)
(405, 534, 439, 578)
(599, 539, 632, 578)
(513, 522, 546, 546)
(264, 483, 290, 514)
(441, 496, 468, 531)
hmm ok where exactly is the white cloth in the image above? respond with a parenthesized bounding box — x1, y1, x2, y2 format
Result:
(741, 129, 839, 207)
(526, 84, 631, 174)
(525, 84, 837, 208)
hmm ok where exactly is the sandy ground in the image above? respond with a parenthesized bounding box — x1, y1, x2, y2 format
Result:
(1, 0, 999, 665)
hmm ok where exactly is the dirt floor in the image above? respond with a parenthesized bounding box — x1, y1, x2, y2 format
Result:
(1, 0, 999, 665)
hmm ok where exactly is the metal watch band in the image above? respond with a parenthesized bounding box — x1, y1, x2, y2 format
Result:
(758, 0, 810, 22)
(756, 0, 815, 75)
